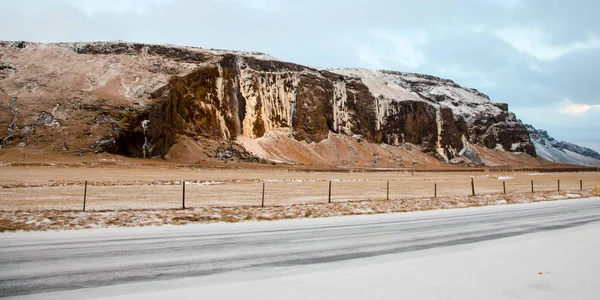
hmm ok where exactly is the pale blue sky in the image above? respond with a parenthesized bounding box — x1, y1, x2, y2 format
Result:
(1, 0, 599, 151)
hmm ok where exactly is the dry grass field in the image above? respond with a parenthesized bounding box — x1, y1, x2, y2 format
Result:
(1, 164, 599, 231)
(1, 166, 599, 211)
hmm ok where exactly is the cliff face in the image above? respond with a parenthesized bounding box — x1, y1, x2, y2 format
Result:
(525, 124, 600, 166)
(0, 41, 536, 166)
(330, 69, 535, 160)
(119, 57, 535, 162)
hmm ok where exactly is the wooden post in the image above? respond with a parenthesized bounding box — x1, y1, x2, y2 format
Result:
(503, 181, 506, 194)
(182, 181, 186, 209)
(261, 182, 265, 207)
(386, 180, 390, 200)
(83, 180, 87, 212)
(471, 177, 475, 196)
(531, 180, 534, 193)
(328, 180, 332, 203)
(580, 180, 583, 191)
(558, 179, 560, 191)
(434, 183, 437, 198)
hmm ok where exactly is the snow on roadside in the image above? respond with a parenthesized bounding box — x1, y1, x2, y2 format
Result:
(0, 190, 596, 232)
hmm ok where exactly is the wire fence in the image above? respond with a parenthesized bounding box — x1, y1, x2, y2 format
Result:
(1, 173, 599, 211)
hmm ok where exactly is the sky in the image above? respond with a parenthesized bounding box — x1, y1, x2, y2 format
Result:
(1, 0, 599, 152)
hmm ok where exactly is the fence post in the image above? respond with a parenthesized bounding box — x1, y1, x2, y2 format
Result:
(471, 177, 475, 196)
(434, 183, 437, 198)
(83, 180, 87, 212)
(387, 180, 390, 200)
(328, 180, 332, 203)
(261, 182, 265, 207)
(182, 181, 186, 209)
(531, 180, 534, 193)
(503, 181, 506, 194)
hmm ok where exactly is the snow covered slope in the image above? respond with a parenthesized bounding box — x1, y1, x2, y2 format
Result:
(526, 124, 600, 166)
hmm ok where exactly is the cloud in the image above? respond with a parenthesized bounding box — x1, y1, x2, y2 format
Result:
(64, 0, 174, 16)
(560, 99, 600, 115)
(483, 0, 521, 9)
(221, 0, 280, 13)
(437, 66, 497, 88)
(495, 27, 600, 61)
(359, 30, 428, 69)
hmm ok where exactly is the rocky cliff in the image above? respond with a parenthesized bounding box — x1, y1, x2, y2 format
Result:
(0, 41, 537, 166)
(525, 124, 600, 166)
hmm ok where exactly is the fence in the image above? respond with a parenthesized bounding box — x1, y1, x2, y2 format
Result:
(1, 172, 599, 211)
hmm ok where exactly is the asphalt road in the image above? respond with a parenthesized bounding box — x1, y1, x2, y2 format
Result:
(1, 198, 599, 298)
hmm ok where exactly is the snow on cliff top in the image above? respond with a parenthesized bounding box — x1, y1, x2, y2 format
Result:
(329, 68, 504, 123)
(328, 68, 421, 101)
(204, 48, 280, 61)
(1, 40, 281, 61)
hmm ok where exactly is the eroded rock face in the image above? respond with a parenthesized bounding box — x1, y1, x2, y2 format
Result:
(109, 49, 535, 161)
(0, 41, 536, 164)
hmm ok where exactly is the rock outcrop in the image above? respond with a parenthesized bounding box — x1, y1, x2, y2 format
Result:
(0, 41, 537, 166)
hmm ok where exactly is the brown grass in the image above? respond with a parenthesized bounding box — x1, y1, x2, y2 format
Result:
(2, 165, 598, 232)
(2, 166, 599, 211)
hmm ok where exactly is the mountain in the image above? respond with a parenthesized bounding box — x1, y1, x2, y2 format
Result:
(525, 124, 600, 166)
(0, 41, 555, 168)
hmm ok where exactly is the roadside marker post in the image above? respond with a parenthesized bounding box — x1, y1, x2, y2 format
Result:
(83, 180, 87, 212)
(328, 180, 332, 203)
(503, 181, 506, 194)
(531, 180, 534, 193)
(558, 179, 560, 191)
(434, 183, 437, 198)
(182, 181, 186, 209)
(261, 183, 265, 207)
(471, 177, 475, 196)
(580, 180, 583, 191)
(387, 180, 390, 200)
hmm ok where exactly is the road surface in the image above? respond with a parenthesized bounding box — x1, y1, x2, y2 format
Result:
(1, 198, 599, 299)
